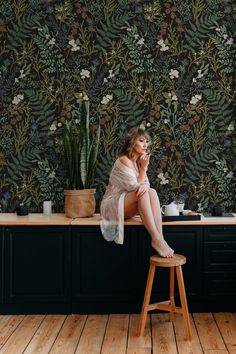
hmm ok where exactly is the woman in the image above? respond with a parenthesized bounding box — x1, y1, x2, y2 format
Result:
(100, 127, 174, 258)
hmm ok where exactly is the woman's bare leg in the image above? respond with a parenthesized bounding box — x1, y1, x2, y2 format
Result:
(148, 188, 163, 235)
(124, 191, 174, 257)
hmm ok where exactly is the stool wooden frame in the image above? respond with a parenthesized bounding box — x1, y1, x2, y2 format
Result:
(139, 254, 192, 340)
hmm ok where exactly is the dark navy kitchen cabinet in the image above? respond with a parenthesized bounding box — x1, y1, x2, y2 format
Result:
(0, 223, 235, 314)
(2, 226, 71, 314)
(203, 225, 236, 311)
(71, 226, 140, 313)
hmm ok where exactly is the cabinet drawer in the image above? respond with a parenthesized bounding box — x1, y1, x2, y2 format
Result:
(204, 242, 236, 271)
(203, 272, 236, 296)
(204, 226, 236, 242)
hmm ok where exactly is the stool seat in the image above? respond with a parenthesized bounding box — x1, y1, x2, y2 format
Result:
(150, 254, 186, 267)
(139, 253, 191, 340)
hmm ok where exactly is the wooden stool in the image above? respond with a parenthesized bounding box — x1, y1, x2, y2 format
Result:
(139, 254, 191, 340)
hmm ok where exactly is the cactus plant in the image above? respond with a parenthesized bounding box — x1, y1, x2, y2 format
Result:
(63, 101, 100, 190)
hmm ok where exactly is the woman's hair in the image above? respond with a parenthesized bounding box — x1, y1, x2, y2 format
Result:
(119, 127, 151, 158)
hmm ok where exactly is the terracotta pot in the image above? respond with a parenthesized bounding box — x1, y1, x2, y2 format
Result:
(64, 189, 96, 218)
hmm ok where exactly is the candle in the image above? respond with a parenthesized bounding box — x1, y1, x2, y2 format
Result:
(43, 201, 52, 215)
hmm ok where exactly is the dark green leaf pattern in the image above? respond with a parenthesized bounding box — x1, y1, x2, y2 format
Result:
(7, 14, 42, 51)
(184, 148, 218, 183)
(203, 89, 233, 132)
(114, 89, 144, 128)
(6, 149, 41, 183)
(184, 14, 219, 51)
(25, 89, 55, 136)
(95, 14, 132, 51)
(0, 0, 235, 213)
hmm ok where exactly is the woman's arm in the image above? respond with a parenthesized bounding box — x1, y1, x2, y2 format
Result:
(137, 166, 147, 183)
(137, 154, 149, 183)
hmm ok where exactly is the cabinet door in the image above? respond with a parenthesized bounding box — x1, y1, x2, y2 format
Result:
(72, 226, 139, 314)
(4, 226, 71, 314)
(139, 226, 202, 308)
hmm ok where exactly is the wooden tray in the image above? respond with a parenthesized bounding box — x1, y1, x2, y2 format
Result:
(162, 214, 201, 222)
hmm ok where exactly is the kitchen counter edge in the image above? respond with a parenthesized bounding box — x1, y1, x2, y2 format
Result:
(0, 213, 235, 226)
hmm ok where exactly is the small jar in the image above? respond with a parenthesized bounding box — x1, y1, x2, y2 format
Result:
(16, 204, 29, 216)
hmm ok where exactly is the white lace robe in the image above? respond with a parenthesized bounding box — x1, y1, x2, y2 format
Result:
(100, 158, 149, 244)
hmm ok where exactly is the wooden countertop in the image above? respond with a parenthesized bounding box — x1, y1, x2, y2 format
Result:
(0, 213, 71, 225)
(0, 213, 235, 226)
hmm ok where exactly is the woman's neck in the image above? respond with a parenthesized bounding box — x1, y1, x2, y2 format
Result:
(130, 155, 140, 172)
(130, 153, 139, 162)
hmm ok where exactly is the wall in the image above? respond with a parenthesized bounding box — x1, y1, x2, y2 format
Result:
(0, 0, 235, 213)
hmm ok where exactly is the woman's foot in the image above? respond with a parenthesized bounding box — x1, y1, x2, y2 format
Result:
(151, 238, 174, 258)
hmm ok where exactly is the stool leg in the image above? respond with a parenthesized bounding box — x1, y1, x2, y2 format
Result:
(139, 264, 155, 336)
(169, 267, 175, 321)
(176, 265, 192, 340)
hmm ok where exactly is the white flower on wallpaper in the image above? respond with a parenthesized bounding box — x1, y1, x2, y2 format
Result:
(158, 39, 169, 51)
(101, 94, 113, 105)
(190, 94, 202, 105)
(169, 69, 179, 79)
(168, 93, 178, 101)
(12, 94, 24, 105)
(158, 172, 169, 185)
(69, 39, 80, 51)
(80, 69, 90, 79)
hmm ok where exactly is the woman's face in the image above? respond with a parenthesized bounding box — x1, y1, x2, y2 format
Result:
(133, 135, 149, 156)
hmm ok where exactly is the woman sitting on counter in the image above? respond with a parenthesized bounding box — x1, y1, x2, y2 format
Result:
(100, 127, 174, 258)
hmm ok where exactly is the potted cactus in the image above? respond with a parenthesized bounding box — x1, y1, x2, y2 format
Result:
(63, 100, 100, 217)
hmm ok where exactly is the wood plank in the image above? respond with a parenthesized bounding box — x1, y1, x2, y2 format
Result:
(126, 349, 152, 354)
(75, 315, 108, 353)
(203, 351, 229, 354)
(127, 314, 152, 350)
(213, 312, 236, 353)
(193, 313, 227, 351)
(50, 315, 87, 354)
(174, 314, 203, 354)
(24, 315, 66, 354)
(101, 314, 129, 354)
(0, 315, 25, 349)
(0, 315, 44, 354)
(152, 313, 177, 354)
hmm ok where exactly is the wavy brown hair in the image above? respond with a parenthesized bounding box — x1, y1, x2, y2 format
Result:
(119, 127, 151, 158)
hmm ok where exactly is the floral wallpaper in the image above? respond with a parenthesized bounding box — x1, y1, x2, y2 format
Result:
(0, 0, 235, 213)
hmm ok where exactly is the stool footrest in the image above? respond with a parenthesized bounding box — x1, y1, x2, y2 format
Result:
(146, 300, 183, 314)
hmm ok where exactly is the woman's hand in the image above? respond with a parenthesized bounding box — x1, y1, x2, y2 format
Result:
(138, 154, 150, 171)
(136, 183, 150, 197)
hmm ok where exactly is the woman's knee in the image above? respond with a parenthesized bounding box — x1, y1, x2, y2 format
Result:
(149, 188, 157, 196)
(149, 188, 160, 203)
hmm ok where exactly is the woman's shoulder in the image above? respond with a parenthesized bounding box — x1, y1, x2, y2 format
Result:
(118, 155, 133, 169)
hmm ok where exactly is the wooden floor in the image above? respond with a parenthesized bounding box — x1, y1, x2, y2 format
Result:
(0, 313, 235, 353)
